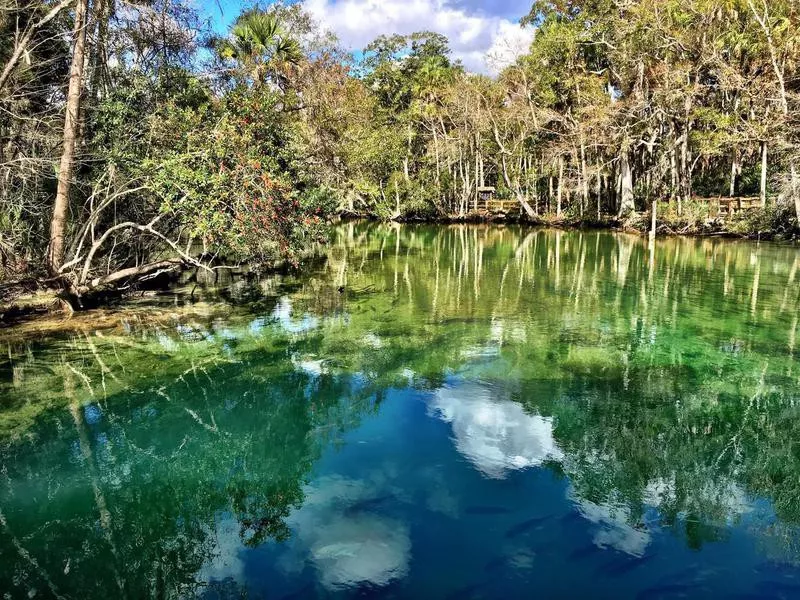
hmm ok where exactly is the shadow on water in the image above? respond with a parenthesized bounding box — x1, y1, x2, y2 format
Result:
(1, 222, 800, 598)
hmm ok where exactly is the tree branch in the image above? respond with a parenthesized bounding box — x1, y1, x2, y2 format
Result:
(0, 0, 75, 91)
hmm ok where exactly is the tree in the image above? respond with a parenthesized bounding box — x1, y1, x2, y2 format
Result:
(48, 0, 89, 274)
(213, 10, 301, 88)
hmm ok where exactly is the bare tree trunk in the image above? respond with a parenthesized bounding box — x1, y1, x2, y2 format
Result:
(580, 138, 589, 215)
(596, 168, 602, 220)
(670, 145, 678, 203)
(650, 197, 657, 241)
(679, 131, 689, 216)
(619, 151, 635, 216)
(501, 153, 535, 218)
(89, 0, 110, 98)
(556, 157, 564, 217)
(792, 164, 800, 223)
(730, 150, 740, 197)
(49, 0, 90, 274)
(0, 0, 73, 91)
(747, 0, 795, 220)
(748, 0, 789, 115)
(432, 121, 441, 191)
(474, 145, 479, 212)
(760, 141, 768, 208)
(403, 122, 412, 182)
(394, 179, 401, 218)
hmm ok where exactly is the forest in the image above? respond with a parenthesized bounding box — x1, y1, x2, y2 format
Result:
(1, 0, 799, 301)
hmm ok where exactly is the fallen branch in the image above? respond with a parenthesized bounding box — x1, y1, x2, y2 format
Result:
(77, 259, 184, 294)
(73, 214, 211, 288)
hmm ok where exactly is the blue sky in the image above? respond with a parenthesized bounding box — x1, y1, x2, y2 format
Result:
(200, 0, 242, 33)
(197, 0, 535, 74)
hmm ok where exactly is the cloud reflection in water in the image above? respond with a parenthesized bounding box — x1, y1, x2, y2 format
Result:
(285, 476, 411, 591)
(430, 380, 564, 480)
(430, 378, 654, 556)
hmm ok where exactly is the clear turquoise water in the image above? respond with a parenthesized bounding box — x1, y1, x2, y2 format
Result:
(1, 224, 800, 599)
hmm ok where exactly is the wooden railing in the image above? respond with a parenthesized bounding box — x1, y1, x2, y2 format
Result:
(473, 195, 762, 216)
(705, 196, 762, 217)
(475, 198, 520, 213)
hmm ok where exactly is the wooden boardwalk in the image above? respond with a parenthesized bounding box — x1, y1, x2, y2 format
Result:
(481, 199, 520, 214)
(474, 188, 521, 214)
(708, 196, 762, 217)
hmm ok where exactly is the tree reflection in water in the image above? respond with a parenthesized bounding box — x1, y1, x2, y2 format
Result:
(1, 223, 800, 598)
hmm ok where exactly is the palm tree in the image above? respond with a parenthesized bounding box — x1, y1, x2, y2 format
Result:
(215, 11, 301, 86)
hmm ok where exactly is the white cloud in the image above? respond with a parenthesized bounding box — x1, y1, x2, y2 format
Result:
(570, 493, 652, 558)
(303, 0, 535, 74)
(198, 517, 247, 583)
(198, 476, 411, 592)
(644, 475, 753, 524)
(430, 380, 563, 479)
(308, 515, 411, 590)
(285, 476, 411, 591)
(272, 296, 319, 333)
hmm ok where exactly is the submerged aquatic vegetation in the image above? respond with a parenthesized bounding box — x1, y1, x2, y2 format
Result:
(0, 224, 799, 598)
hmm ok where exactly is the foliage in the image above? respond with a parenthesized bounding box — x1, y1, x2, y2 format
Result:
(2, 0, 800, 288)
(1, 3, 336, 289)
(147, 86, 328, 265)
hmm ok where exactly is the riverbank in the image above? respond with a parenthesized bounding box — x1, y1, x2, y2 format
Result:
(352, 202, 800, 241)
(2, 213, 797, 330)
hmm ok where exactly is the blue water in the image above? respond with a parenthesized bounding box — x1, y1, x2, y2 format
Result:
(201, 377, 800, 599)
(2, 225, 800, 599)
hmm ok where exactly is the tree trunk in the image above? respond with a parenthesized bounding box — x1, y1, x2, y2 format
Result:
(760, 141, 768, 208)
(556, 157, 564, 217)
(394, 179, 401, 218)
(432, 122, 441, 191)
(670, 146, 678, 203)
(49, 0, 90, 274)
(747, 1, 795, 220)
(730, 150, 740, 197)
(403, 123, 412, 182)
(650, 197, 657, 241)
(792, 163, 800, 223)
(619, 151, 635, 216)
(596, 169, 602, 220)
(579, 139, 589, 215)
(0, 0, 73, 91)
(501, 153, 535, 218)
(679, 131, 689, 216)
(474, 149, 479, 213)
(89, 0, 110, 99)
